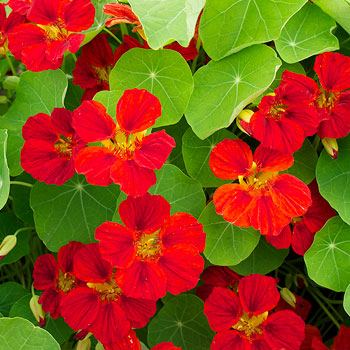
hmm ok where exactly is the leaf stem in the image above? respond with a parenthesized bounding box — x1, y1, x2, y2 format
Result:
(191, 37, 202, 74)
(13, 227, 34, 237)
(120, 23, 129, 37)
(5, 55, 17, 76)
(10, 181, 33, 188)
(103, 27, 122, 44)
(71, 53, 77, 62)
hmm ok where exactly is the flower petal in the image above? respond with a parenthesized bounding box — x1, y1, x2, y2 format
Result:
(51, 108, 75, 136)
(33, 254, 58, 289)
(38, 288, 62, 319)
(211, 330, 248, 350)
(27, 0, 59, 25)
(291, 221, 315, 256)
(22, 113, 57, 142)
(265, 225, 292, 250)
(63, 0, 95, 32)
(57, 241, 84, 273)
(332, 325, 350, 350)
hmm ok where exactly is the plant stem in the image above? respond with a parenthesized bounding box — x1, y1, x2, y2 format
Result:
(10, 181, 33, 188)
(13, 227, 35, 237)
(120, 23, 129, 36)
(5, 55, 17, 76)
(103, 27, 122, 44)
(191, 37, 202, 74)
(313, 135, 320, 150)
(71, 53, 77, 62)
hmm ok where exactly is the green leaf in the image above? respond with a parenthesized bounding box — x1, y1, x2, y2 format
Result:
(0, 282, 28, 316)
(9, 295, 36, 324)
(44, 318, 74, 345)
(150, 164, 206, 218)
(283, 138, 318, 184)
(64, 81, 84, 111)
(0, 317, 60, 350)
(182, 128, 237, 187)
(231, 237, 289, 276)
(185, 44, 281, 139)
(313, 0, 350, 35)
(30, 174, 120, 252)
(109, 48, 194, 128)
(304, 216, 350, 292)
(344, 284, 350, 317)
(93, 90, 124, 118)
(148, 295, 214, 350)
(0, 70, 68, 176)
(275, 2, 338, 64)
(0, 212, 30, 267)
(316, 135, 350, 225)
(199, 0, 306, 60)
(199, 202, 260, 266)
(0, 130, 9, 210)
(129, 0, 205, 49)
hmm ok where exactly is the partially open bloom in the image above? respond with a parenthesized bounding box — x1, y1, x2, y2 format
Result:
(265, 179, 335, 254)
(8, 0, 32, 15)
(73, 88, 175, 196)
(95, 193, 206, 300)
(61, 243, 156, 346)
(0, 235, 17, 260)
(72, 34, 118, 101)
(0, 4, 25, 56)
(33, 241, 84, 319)
(30, 295, 46, 327)
(196, 265, 241, 301)
(8, 0, 95, 71)
(210, 139, 312, 236)
(21, 108, 86, 185)
(204, 274, 305, 350)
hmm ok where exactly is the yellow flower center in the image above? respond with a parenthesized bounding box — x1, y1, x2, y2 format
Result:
(87, 278, 122, 303)
(54, 136, 74, 159)
(316, 89, 338, 112)
(232, 311, 268, 340)
(56, 270, 76, 293)
(38, 23, 69, 42)
(239, 162, 277, 189)
(135, 231, 162, 261)
(94, 66, 111, 84)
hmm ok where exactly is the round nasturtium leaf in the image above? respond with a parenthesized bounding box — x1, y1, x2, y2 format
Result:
(230, 237, 289, 276)
(109, 48, 194, 128)
(185, 44, 281, 140)
(199, 202, 260, 266)
(275, 2, 339, 64)
(0, 317, 60, 350)
(129, 0, 205, 49)
(148, 295, 214, 350)
(343, 283, 350, 317)
(182, 128, 237, 187)
(0, 282, 28, 316)
(199, 0, 306, 60)
(316, 135, 350, 225)
(30, 174, 120, 252)
(305, 216, 350, 292)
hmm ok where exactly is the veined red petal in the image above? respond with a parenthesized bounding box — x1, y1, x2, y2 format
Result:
(27, 0, 59, 24)
(74, 147, 116, 186)
(104, 330, 142, 350)
(73, 58, 99, 89)
(38, 288, 61, 319)
(95, 222, 136, 269)
(263, 310, 305, 350)
(165, 39, 198, 61)
(238, 274, 280, 315)
(116, 260, 167, 300)
(332, 325, 350, 350)
(291, 221, 315, 256)
(204, 287, 241, 332)
(57, 241, 84, 273)
(7, 0, 32, 16)
(51, 108, 75, 136)
(270, 174, 312, 218)
(89, 301, 130, 345)
(213, 184, 253, 227)
(151, 343, 181, 350)
(211, 330, 248, 350)
(3, 9, 26, 32)
(74, 243, 113, 283)
(66, 33, 85, 54)
(33, 254, 58, 289)
(103, 3, 140, 27)
(312, 337, 329, 350)
(61, 287, 100, 330)
(134, 130, 175, 170)
(250, 338, 271, 350)
(300, 325, 323, 350)
(120, 295, 156, 328)
(116, 89, 161, 134)
(73, 100, 116, 142)
(63, 0, 95, 32)
(265, 225, 292, 250)
(315, 52, 350, 92)
(118, 193, 170, 232)
(22, 113, 57, 142)
(253, 145, 294, 173)
(209, 139, 253, 179)
(110, 159, 156, 197)
(158, 245, 204, 295)
(160, 212, 206, 252)
(114, 34, 142, 62)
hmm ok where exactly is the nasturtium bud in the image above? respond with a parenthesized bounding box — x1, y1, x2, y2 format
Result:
(29, 295, 46, 327)
(0, 235, 17, 260)
(321, 137, 338, 159)
(280, 287, 296, 308)
(76, 338, 91, 350)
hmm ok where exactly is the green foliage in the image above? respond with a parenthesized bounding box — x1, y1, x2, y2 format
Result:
(185, 44, 281, 139)
(0, 130, 9, 210)
(148, 295, 214, 349)
(305, 217, 350, 292)
(129, 0, 205, 49)
(0, 283, 29, 316)
(344, 284, 350, 317)
(30, 174, 120, 252)
(110, 48, 194, 128)
(199, 202, 260, 266)
(199, 0, 306, 60)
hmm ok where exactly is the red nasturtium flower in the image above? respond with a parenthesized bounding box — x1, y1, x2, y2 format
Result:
(0, 3, 25, 56)
(73, 88, 175, 196)
(8, 0, 95, 71)
(265, 179, 335, 254)
(72, 33, 118, 101)
(8, 0, 32, 15)
(33, 241, 84, 319)
(61, 243, 157, 346)
(209, 139, 312, 236)
(204, 274, 305, 350)
(21, 108, 86, 185)
(95, 193, 206, 300)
